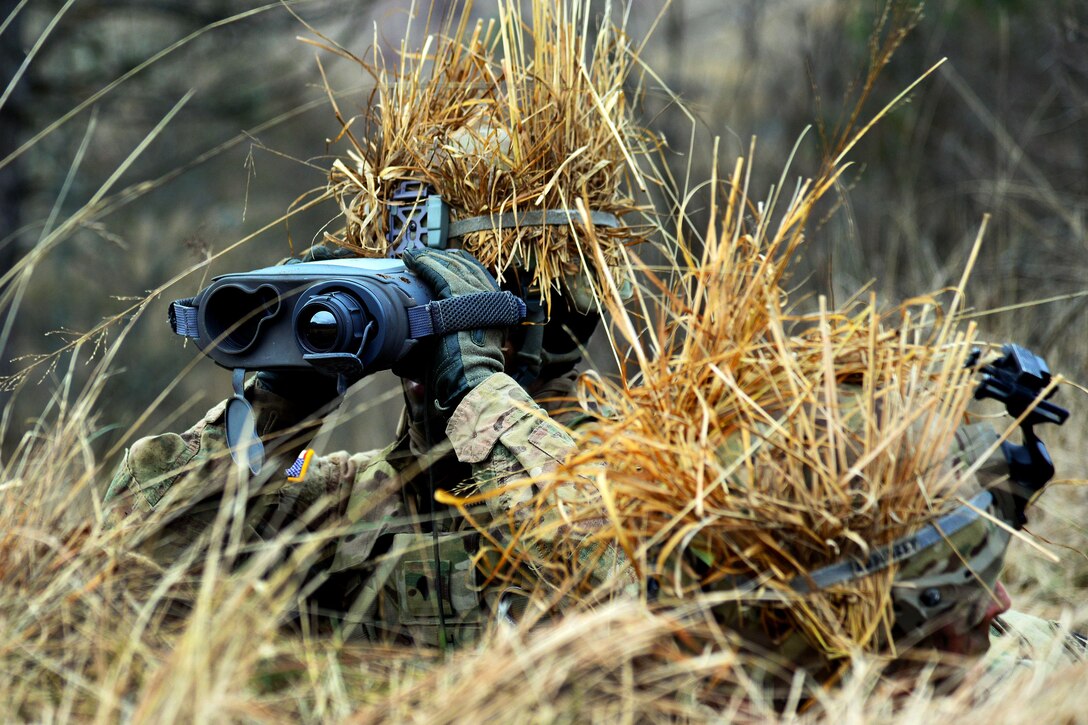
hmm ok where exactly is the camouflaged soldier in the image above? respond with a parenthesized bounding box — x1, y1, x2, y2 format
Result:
(464, 346, 1082, 678)
(105, 240, 1078, 668)
(105, 244, 604, 646)
(728, 360, 1079, 674)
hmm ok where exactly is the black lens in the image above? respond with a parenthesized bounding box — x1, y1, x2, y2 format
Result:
(294, 289, 369, 356)
(304, 309, 339, 351)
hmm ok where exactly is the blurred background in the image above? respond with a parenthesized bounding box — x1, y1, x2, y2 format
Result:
(2, 0, 1086, 611)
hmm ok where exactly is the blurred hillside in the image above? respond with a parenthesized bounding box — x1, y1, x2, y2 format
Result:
(3, 0, 1086, 478)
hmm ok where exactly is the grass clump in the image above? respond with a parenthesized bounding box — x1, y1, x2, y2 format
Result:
(1, 1, 1085, 722)
(319, 0, 655, 308)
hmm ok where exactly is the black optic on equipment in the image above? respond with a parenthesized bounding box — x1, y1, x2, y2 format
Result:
(169, 257, 527, 387)
(169, 259, 437, 387)
(201, 284, 280, 354)
(303, 310, 337, 350)
(295, 289, 372, 355)
(168, 257, 528, 472)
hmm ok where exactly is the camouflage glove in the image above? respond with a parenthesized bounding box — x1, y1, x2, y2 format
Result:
(401, 248, 506, 412)
(284, 243, 356, 264)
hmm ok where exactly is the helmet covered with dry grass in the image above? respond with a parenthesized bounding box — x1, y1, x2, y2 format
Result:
(318, 1, 656, 320)
(438, 143, 1060, 683)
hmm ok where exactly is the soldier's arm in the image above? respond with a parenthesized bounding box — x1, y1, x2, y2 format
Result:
(104, 374, 337, 512)
(445, 372, 634, 596)
(446, 372, 575, 492)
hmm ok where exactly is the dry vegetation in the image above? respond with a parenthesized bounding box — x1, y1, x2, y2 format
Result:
(318, 0, 656, 309)
(452, 160, 986, 660)
(1, 0, 1086, 722)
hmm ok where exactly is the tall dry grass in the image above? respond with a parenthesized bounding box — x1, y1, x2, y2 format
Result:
(438, 105, 1032, 708)
(2, 354, 1084, 720)
(317, 0, 657, 309)
(0, 0, 1084, 722)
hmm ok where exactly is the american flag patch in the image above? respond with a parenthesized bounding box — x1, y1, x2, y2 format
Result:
(285, 449, 314, 482)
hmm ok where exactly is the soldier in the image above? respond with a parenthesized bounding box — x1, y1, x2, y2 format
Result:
(102, 1, 1078, 689)
(105, 0, 646, 647)
(105, 241, 611, 646)
(106, 268, 1081, 695)
(459, 336, 1083, 685)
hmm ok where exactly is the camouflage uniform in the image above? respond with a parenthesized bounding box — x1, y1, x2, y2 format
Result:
(105, 370, 588, 645)
(107, 371, 1079, 663)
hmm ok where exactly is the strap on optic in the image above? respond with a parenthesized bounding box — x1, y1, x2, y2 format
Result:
(406, 291, 527, 338)
(789, 490, 994, 594)
(169, 297, 199, 338)
(711, 491, 996, 598)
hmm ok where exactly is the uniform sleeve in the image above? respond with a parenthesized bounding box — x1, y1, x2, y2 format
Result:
(445, 372, 635, 597)
(446, 372, 576, 495)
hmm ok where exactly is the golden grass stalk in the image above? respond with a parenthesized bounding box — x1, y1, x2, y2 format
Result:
(440, 132, 992, 678)
(424, 8, 1003, 676)
(318, 0, 655, 308)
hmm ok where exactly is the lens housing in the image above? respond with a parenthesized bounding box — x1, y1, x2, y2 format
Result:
(302, 310, 338, 351)
(294, 290, 370, 355)
(184, 258, 434, 379)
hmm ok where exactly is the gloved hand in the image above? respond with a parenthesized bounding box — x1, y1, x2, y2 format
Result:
(401, 248, 507, 412)
(284, 243, 357, 264)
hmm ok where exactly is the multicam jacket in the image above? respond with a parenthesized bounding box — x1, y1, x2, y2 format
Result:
(105, 371, 591, 646)
(106, 373, 1077, 663)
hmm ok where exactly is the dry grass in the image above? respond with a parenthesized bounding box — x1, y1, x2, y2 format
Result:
(434, 3, 1002, 681)
(1, 0, 1085, 722)
(318, 0, 656, 308)
(442, 141, 996, 689)
(0, 340, 1082, 718)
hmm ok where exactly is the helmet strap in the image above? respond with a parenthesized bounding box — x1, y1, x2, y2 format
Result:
(511, 294, 546, 386)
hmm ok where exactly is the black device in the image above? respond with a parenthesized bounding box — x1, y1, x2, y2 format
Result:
(170, 258, 438, 384)
(170, 258, 525, 386)
(969, 343, 1069, 527)
(972, 344, 1069, 429)
(168, 257, 526, 472)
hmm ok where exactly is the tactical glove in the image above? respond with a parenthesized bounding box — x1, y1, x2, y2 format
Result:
(401, 248, 506, 412)
(285, 243, 357, 264)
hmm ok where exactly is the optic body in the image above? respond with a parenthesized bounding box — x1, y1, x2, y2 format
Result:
(171, 259, 434, 381)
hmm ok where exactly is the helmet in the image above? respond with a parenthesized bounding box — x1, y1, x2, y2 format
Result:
(320, 2, 652, 385)
(888, 424, 1013, 653)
